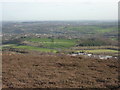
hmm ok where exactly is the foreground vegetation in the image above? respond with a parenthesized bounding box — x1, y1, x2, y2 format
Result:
(2, 51, 119, 88)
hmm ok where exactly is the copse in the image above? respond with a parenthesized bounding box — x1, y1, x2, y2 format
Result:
(77, 37, 116, 46)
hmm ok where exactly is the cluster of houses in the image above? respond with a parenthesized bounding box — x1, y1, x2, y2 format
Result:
(68, 52, 117, 60)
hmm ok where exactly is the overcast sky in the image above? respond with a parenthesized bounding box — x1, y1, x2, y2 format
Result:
(1, 0, 119, 21)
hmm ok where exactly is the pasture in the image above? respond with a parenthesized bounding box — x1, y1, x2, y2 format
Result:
(26, 38, 76, 49)
(2, 38, 118, 55)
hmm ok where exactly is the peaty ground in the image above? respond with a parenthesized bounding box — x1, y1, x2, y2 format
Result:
(2, 51, 119, 88)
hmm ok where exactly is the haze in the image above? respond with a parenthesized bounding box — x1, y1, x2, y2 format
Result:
(1, 0, 118, 21)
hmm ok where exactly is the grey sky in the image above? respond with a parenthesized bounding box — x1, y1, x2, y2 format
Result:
(1, 0, 118, 21)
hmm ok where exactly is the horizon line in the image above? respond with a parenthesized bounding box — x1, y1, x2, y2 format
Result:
(1, 20, 118, 22)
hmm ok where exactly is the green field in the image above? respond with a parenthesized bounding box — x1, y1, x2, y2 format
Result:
(3, 38, 76, 53)
(3, 37, 118, 54)
(86, 49, 118, 53)
(75, 49, 118, 54)
(26, 38, 76, 48)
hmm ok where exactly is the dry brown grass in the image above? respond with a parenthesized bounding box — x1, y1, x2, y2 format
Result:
(2, 51, 119, 88)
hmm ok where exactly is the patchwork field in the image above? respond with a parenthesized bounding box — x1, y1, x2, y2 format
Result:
(3, 38, 119, 56)
(3, 38, 77, 53)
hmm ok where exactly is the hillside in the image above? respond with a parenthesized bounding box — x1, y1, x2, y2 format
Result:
(2, 51, 119, 88)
